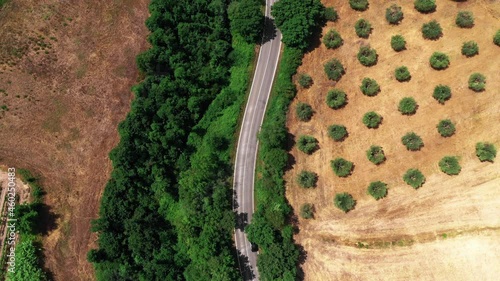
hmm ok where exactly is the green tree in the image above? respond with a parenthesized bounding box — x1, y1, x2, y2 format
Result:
(476, 142, 497, 162)
(296, 102, 313, 121)
(330, 158, 354, 177)
(436, 119, 456, 137)
(362, 111, 382, 128)
(391, 35, 406, 51)
(324, 7, 338, 22)
(360, 77, 380, 96)
(439, 156, 461, 175)
(367, 181, 388, 200)
(323, 29, 343, 49)
(414, 0, 436, 13)
(422, 20, 442, 40)
(334, 193, 356, 212)
(298, 73, 313, 88)
(297, 170, 318, 188)
(403, 169, 426, 189)
(271, 0, 325, 50)
(228, 0, 264, 43)
(398, 97, 418, 115)
(366, 145, 385, 165)
(357, 46, 378, 66)
(386, 4, 403, 24)
(324, 59, 345, 81)
(495, 30, 500, 46)
(326, 89, 347, 109)
(300, 203, 315, 219)
(455, 11, 474, 28)
(297, 135, 318, 154)
(401, 132, 424, 151)
(462, 41, 479, 57)
(429, 52, 450, 70)
(468, 73, 486, 92)
(328, 124, 348, 141)
(355, 19, 372, 38)
(433, 85, 451, 104)
(350, 0, 369, 11)
(8, 238, 48, 281)
(395, 66, 411, 81)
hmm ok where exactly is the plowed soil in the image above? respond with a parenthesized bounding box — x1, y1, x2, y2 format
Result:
(0, 1, 148, 280)
(286, 1, 500, 280)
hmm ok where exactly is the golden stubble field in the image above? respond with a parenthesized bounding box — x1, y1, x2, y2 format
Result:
(286, 0, 500, 280)
(0, 1, 148, 280)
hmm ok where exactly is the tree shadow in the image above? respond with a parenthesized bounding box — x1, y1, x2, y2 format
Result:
(34, 203, 60, 235)
(296, 244, 308, 280)
(237, 250, 257, 281)
(261, 17, 278, 44)
(235, 212, 248, 231)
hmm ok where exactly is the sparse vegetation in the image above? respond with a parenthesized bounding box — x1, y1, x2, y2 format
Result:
(437, 119, 456, 137)
(398, 97, 418, 115)
(366, 145, 386, 165)
(360, 77, 380, 96)
(391, 35, 406, 51)
(298, 73, 313, 88)
(476, 142, 497, 162)
(403, 169, 426, 189)
(297, 135, 318, 154)
(386, 4, 403, 24)
(367, 181, 388, 200)
(297, 170, 318, 188)
(355, 19, 372, 38)
(328, 124, 348, 141)
(324, 59, 345, 81)
(349, 0, 369, 11)
(401, 132, 424, 151)
(429, 52, 450, 70)
(357, 46, 378, 66)
(468, 73, 486, 92)
(324, 7, 338, 22)
(433, 85, 451, 104)
(494, 30, 500, 46)
(296, 102, 313, 121)
(422, 20, 442, 40)
(362, 111, 382, 128)
(455, 11, 474, 28)
(323, 29, 343, 49)
(331, 158, 354, 177)
(326, 89, 347, 109)
(300, 203, 315, 219)
(395, 66, 411, 82)
(439, 156, 461, 175)
(414, 0, 436, 13)
(334, 192, 356, 212)
(462, 41, 479, 57)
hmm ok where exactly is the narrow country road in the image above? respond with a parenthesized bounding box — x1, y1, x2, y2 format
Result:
(233, 0, 282, 280)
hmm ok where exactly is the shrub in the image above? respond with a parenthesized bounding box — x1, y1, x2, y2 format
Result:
(429, 52, 450, 70)
(395, 66, 411, 82)
(439, 156, 461, 175)
(367, 181, 388, 200)
(495, 30, 500, 46)
(357, 46, 378, 66)
(476, 142, 497, 162)
(300, 203, 314, 219)
(468, 73, 486, 92)
(297, 135, 318, 154)
(296, 102, 313, 121)
(436, 119, 456, 137)
(401, 132, 423, 151)
(362, 111, 382, 128)
(360, 77, 380, 96)
(326, 89, 347, 109)
(324, 59, 345, 81)
(403, 169, 426, 189)
(324, 7, 338, 22)
(422, 20, 442, 40)
(386, 4, 403, 24)
(328, 124, 348, 141)
(414, 0, 436, 13)
(433, 85, 451, 104)
(323, 29, 343, 49)
(366, 145, 386, 165)
(297, 170, 318, 188)
(334, 193, 356, 213)
(398, 97, 418, 115)
(350, 0, 369, 11)
(456, 11, 474, 28)
(391, 35, 406, 51)
(462, 41, 478, 57)
(355, 19, 372, 38)
(298, 73, 313, 88)
(330, 158, 354, 177)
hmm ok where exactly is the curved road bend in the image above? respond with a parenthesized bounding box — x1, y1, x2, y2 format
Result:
(233, 0, 282, 280)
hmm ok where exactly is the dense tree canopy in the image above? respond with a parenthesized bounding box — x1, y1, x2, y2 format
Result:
(228, 0, 264, 43)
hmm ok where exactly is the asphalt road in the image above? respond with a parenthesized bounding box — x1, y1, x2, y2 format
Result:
(233, 1, 282, 280)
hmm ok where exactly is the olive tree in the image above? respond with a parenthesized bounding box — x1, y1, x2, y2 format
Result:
(296, 102, 313, 121)
(328, 124, 348, 141)
(323, 29, 343, 49)
(362, 111, 382, 128)
(403, 169, 426, 189)
(330, 157, 354, 177)
(476, 142, 497, 162)
(300, 203, 315, 219)
(398, 97, 418, 115)
(429, 52, 450, 70)
(297, 170, 318, 188)
(414, 0, 436, 13)
(367, 181, 388, 200)
(360, 77, 380, 96)
(468, 73, 486, 92)
(297, 135, 318, 154)
(433, 85, 451, 104)
(422, 20, 442, 40)
(357, 46, 378, 66)
(334, 192, 356, 213)
(324, 59, 345, 81)
(326, 89, 347, 109)
(436, 119, 456, 137)
(349, 0, 369, 11)
(462, 41, 478, 57)
(355, 19, 372, 38)
(395, 66, 411, 81)
(386, 4, 403, 24)
(401, 132, 423, 151)
(439, 156, 461, 175)
(391, 35, 406, 51)
(456, 11, 474, 28)
(366, 145, 385, 165)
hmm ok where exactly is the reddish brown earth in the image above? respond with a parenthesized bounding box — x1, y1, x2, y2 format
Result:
(0, 1, 149, 280)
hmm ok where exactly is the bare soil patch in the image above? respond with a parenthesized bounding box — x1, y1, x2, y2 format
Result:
(287, 0, 500, 279)
(0, 1, 149, 280)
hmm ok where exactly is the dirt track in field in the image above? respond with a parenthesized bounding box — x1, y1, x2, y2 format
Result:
(0, 1, 149, 280)
(286, 0, 500, 280)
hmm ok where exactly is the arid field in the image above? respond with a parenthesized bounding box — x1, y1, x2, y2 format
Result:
(286, 0, 500, 280)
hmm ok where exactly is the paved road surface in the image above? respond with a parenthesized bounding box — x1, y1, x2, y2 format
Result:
(233, 0, 282, 280)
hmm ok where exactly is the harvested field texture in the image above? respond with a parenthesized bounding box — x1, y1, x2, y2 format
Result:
(0, 1, 148, 280)
(287, 0, 500, 280)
